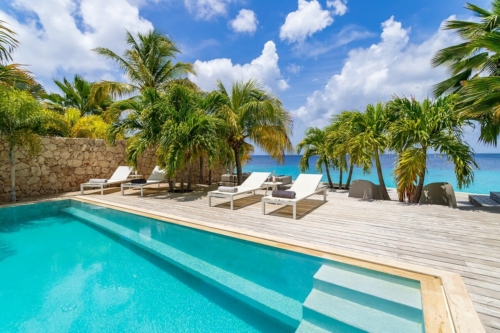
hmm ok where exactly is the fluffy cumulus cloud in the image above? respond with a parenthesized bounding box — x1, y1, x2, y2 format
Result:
(292, 16, 461, 136)
(229, 9, 258, 34)
(280, 0, 347, 43)
(327, 0, 348, 16)
(189, 41, 289, 92)
(184, 0, 234, 20)
(0, 0, 153, 86)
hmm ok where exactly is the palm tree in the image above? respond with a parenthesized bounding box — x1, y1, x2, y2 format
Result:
(213, 79, 293, 185)
(346, 103, 392, 200)
(0, 20, 33, 87)
(93, 30, 195, 98)
(159, 85, 225, 191)
(327, 111, 372, 189)
(0, 87, 65, 202)
(432, 0, 500, 145)
(44, 75, 112, 116)
(388, 96, 477, 203)
(297, 127, 334, 188)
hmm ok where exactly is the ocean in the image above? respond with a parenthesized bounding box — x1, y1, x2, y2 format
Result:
(242, 154, 500, 195)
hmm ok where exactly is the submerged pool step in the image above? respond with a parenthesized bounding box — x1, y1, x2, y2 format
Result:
(303, 289, 423, 333)
(62, 207, 301, 329)
(313, 264, 423, 322)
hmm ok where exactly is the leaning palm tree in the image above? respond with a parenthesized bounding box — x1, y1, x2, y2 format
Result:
(0, 87, 65, 202)
(93, 30, 195, 98)
(432, 0, 500, 145)
(347, 103, 392, 200)
(297, 127, 334, 188)
(388, 95, 477, 203)
(213, 79, 293, 185)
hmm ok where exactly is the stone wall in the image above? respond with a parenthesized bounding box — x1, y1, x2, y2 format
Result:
(0, 137, 226, 201)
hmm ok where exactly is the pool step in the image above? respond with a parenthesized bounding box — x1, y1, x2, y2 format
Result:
(298, 265, 424, 333)
(62, 207, 301, 329)
(295, 320, 332, 333)
(303, 289, 423, 333)
(469, 192, 500, 207)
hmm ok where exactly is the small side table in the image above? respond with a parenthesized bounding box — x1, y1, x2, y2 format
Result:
(263, 182, 283, 196)
(129, 174, 144, 179)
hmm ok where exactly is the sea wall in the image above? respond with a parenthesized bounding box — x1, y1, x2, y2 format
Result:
(0, 137, 225, 201)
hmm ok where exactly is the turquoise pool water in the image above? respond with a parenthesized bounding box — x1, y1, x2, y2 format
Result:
(0, 200, 426, 332)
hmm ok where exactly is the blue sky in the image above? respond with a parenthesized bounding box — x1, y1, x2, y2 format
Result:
(0, 0, 498, 153)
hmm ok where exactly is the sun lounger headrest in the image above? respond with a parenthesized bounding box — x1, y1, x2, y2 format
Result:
(109, 166, 134, 181)
(290, 174, 323, 193)
(272, 190, 296, 199)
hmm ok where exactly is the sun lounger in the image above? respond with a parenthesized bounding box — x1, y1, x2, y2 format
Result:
(262, 174, 327, 219)
(121, 166, 166, 196)
(80, 166, 133, 195)
(208, 172, 270, 210)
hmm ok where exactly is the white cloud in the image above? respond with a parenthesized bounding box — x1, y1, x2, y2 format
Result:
(287, 63, 303, 75)
(280, 0, 347, 44)
(229, 9, 258, 34)
(292, 16, 461, 136)
(189, 41, 289, 92)
(184, 0, 234, 20)
(327, 0, 347, 16)
(0, 0, 153, 87)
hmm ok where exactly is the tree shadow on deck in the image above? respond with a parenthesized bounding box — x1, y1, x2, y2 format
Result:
(211, 195, 264, 210)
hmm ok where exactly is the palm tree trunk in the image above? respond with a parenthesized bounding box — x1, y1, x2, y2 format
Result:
(374, 148, 391, 200)
(346, 162, 354, 189)
(180, 170, 185, 192)
(168, 177, 174, 192)
(9, 146, 16, 202)
(412, 149, 427, 203)
(187, 164, 193, 192)
(338, 168, 343, 189)
(208, 169, 212, 185)
(324, 162, 334, 188)
(199, 156, 204, 184)
(233, 145, 243, 185)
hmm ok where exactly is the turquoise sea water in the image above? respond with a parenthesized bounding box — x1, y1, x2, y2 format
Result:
(243, 154, 500, 194)
(0, 200, 425, 332)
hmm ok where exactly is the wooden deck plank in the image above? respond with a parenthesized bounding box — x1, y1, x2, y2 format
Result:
(75, 185, 500, 332)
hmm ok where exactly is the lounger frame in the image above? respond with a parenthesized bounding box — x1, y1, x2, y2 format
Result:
(80, 166, 133, 195)
(208, 188, 264, 210)
(121, 181, 164, 197)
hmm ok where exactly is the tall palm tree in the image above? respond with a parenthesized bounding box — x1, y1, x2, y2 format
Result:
(346, 103, 392, 200)
(0, 20, 17, 64)
(388, 96, 477, 203)
(432, 0, 500, 145)
(297, 127, 334, 188)
(0, 87, 65, 202)
(93, 30, 195, 98)
(213, 79, 293, 185)
(44, 75, 112, 116)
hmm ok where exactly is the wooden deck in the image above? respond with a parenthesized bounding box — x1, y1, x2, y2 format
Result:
(74, 184, 500, 332)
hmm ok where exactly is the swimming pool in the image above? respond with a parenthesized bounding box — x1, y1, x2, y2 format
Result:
(1, 199, 427, 332)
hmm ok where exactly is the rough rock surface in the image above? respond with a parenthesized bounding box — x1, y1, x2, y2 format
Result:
(0, 137, 225, 201)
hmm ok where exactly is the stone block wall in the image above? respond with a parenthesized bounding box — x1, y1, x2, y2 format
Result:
(0, 137, 226, 201)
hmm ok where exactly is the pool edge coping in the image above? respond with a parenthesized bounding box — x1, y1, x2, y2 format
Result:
(2, 196, 484, 333)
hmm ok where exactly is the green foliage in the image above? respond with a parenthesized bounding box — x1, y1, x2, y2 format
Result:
(432, 0, 500, 145)
(93, 30, 195, 97)
(388, 96, 477, 202)
(212, 79, 293, 184)
(44, 75, 113, 116)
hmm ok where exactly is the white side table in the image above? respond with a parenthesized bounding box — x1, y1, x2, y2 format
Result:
(263, 182, 283, 196)
(129, 174, 144, 179)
